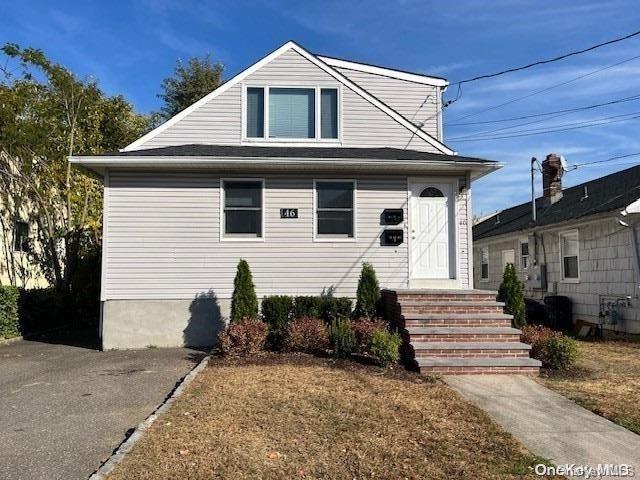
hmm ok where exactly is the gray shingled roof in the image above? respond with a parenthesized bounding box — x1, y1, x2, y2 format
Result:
(473, 164, 640, 240)
(97, 144, 495, 164)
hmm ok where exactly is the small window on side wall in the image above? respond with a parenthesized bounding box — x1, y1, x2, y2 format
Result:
(480, 247, 489, 280)
(520, 240, 529, 269)
(222, 180, 263, 239)
(14, 221, 29, 252)
(560, 230, 579, 280)
(246, 88, 265, 138)
(315, 180, 354, 239)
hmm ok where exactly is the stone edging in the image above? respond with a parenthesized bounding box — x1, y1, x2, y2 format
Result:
(0, 335, 23, 346)
(87, 353, 211, 479)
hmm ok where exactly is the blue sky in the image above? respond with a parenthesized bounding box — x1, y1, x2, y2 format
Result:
(2, 0, 640, 215)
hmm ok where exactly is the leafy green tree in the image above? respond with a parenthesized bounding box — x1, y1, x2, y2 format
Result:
(157, 54, 224, 119)
(497, 263, 526, 328)
(0, 43, 147, 293)
(354, 262, 381, 318)
(230, 259, 258, 323)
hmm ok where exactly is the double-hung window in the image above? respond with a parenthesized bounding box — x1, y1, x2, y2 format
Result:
(520, 239, 530, 269)
(222, 180, 264, 239)
(315, 180, 355, 239)
(480, 247, 489, 281)
(245, 86, 339, 140)
(560, 230, 579, 281)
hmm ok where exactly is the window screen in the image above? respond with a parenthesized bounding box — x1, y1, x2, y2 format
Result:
(223, 181, 263, 238)
(316, 181, 354, 237)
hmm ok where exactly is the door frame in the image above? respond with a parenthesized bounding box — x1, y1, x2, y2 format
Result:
(408, 177, 458, 284)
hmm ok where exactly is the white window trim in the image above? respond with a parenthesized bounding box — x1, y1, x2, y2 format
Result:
(220, 178, 266, 242)
(241, 84, 343, 145)
(313, 179, 357, 243)
(480, 246, 489, 282)
(519, 238, 530, 270)
(559, 229, 580, 283)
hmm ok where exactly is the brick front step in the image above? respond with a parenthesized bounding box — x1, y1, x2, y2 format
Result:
(410, 341, 531, 358)
(400, 303, 506, 314)
(416, 357, 541, 374)
(403, 327, 522, 343)
(397, 293, 498, 302)
(420, 366, 540, 375)
(402, 313, 513, 328)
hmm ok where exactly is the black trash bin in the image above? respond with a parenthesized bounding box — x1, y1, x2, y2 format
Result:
(544, 296, 573, 331)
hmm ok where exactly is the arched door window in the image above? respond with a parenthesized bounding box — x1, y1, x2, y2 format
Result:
(419, 187, 444, 198)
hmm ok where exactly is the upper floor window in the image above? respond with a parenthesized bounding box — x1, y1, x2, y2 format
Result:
(245, 86, 339, 141)
(14, 220, 29, 252)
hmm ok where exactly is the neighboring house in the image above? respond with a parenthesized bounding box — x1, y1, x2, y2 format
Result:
(71, 41, 507, 354)
(473, 154, 640, 335)
(0, 204, 46, 289)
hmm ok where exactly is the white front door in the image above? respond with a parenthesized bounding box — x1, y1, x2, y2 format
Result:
(410, 180, 455, 279)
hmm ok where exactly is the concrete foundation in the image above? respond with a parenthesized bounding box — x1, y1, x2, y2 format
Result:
(101, 293, 229, 350)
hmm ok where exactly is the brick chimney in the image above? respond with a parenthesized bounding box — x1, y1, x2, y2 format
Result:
(542, 153, 564, 204)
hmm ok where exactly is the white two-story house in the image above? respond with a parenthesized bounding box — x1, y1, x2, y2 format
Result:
(71, 41, 517, 368)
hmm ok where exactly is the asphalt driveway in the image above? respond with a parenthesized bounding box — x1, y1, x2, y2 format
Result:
(0, 333, 205, 480)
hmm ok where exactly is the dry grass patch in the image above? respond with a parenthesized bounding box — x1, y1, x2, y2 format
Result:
(109, 354, 551, 480)
(539, 339, 640, 434)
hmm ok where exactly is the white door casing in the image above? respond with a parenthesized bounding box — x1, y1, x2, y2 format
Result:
(409, 179, 455, 279)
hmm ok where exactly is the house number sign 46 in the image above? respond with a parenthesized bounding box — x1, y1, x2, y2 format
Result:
(280, 208, 298, 219)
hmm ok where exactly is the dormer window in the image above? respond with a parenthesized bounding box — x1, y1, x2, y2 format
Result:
(244, 86, 339, 141)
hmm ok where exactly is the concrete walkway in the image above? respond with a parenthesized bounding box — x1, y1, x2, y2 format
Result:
(446, 375, 640, 471)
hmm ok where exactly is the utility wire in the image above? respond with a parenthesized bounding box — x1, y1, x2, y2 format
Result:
(570, 152, 640, 167)
(447, 54, 640, 123)
(447, 94, 640, 126)
(451, 29, 640, 86)
(449, 107, 640, 140)
(448, 112, 640, 142)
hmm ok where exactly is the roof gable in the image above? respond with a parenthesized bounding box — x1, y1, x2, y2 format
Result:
(124, 41, 453, 154)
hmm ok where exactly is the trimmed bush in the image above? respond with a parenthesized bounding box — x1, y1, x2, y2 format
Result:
(218, 317, 268, 356)
(354, 262, 381, 318)
(497, 263, 526, 328)
(369, 329, 402, 367)
(0, 286, 20, 339)
(293, 296, 323, 319)
(329, 317, 355, 358)
(230, 259, 258, 323)
(521, 325, 578, 370)
(352, 316, 387, 353)
(261, 295, 294, 349)
(321, 297, 352, 323)
(539, 335, 579, 370)
(284, 316, 329, 353)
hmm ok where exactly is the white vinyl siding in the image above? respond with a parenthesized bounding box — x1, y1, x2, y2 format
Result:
(334, 66, 440, 139)
(103, 171, 410, 300)
(136, 49, 440, 152)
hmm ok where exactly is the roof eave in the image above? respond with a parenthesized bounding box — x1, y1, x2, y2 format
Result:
(69, 155, 500, 178)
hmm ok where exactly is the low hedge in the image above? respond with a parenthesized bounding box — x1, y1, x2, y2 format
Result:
(521, 325, 579, 370)
(0, 285, 20, 339)
(261, 295, 294, 349)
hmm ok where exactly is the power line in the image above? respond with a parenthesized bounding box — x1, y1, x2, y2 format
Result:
(446, 94, 640, 126)
(447, 111, 640, 142)
(451, 29, 640, 86)
(449, 109, 640, 141)
(570, 152, 640, 167)
(447, 54, 640, 123)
